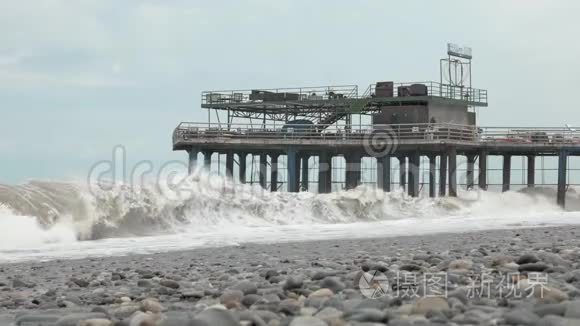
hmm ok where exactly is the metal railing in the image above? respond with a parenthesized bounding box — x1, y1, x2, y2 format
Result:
(478, 127, 580, 144)
(173, 122, 478, 143)
(202, 85, 359, 105)
(363, 81, 487, 103)
(201, 81, 487, 106)
(174, 123, 580, 145)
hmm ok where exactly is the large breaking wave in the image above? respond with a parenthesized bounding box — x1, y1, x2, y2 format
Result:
(0, 170, 576, 251)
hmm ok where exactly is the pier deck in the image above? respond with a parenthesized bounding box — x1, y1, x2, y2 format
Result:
(173, 122, 580, 207)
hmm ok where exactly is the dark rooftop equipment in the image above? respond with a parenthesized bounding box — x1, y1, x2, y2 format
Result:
(249, 90, 300, 102)
(397, 86, 411, 97)
(409, 84, 428, 96)
(375, 81, 394, 97)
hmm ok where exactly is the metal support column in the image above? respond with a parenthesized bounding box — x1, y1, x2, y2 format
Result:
(478, 151, 487, 190)
(318, 152, 332, 193)
(287, 149, 299, 192)
(466, 155, 475, 190)
(377, 156, 391, 192)
(203, 151, 212, 170)
(527, 155, 535, 188)
(270, 154, 279, 192)
(398, 156, 407, 191)
(238, 153, 247, 184)
(408, 152, 420, 197)
(345, 153, 362, 190)
(259, 153, 267, 189)
(188, 148, 199, 175)
(225, 151, 234, 178)
(301, 155, 309, 191)
(428, 155, 436, 198)
(557, 151, 567, 208)
(439, 154, 447, 196)
(502, 154, 511, 192)
(448, 148, 457, 197)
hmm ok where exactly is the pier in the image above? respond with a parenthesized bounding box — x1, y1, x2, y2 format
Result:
(174, 121, 580, 207)
(172, 45, 580, 207)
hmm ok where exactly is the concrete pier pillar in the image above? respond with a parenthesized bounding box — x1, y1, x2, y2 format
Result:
(238, 153, 247, 184)
(439, 154, 447, 196)
(225, 151, 234, 178)
(203, 151, 212, 170)
(301, 156, 309, 191)
(478, 151, 487, 190)
(428, 155, 436, 198)
(502, 154, 511, 192)
(345, 153, 362, 190)
(557, 151, 567, 208)
(527, 155, 536, 188)
(187, 148, 199, 175)
(377, 156, 391, 192)
(448, 148, 457, 197)
(259, 153, 267, 189)
(270, 154, 279, 192)
(318, 152, 332, 193)
(466, 155, 475, 190)
(398, 156, 407, 191)
(287, 149, 299, 192)
(408, 152, 420, 197)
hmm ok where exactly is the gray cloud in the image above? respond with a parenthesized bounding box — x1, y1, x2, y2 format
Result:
(1, 0, 580, 182)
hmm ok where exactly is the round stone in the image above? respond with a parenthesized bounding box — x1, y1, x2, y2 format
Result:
(308, 288, 334, 299)
(412, 297, 450, 315)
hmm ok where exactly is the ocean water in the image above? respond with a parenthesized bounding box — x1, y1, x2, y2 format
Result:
(1, 172, 579, 263)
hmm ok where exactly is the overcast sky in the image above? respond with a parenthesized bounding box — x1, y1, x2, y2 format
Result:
(1, 0, 579, 183)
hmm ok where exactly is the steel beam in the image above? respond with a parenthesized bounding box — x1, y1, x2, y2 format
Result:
(502, 154, 511, 192)
(345, 153, 362, 190)
(478, 151, 487, 190)
(439, 154, 447, 196)
(203, 151, 212, 170)
(318, 152, 332, 193)
(398, 156, 407, 191)
(238, 153, 247, 184)
(466, 155, 475, 190)
(270, 154, 279, 192)
(287, 149, 299, 192)
(448, 148, 457, 197)
(408, 152, 420, 197)
(301, 155, 309, 191)
(557, 151, 567, 208)
(527, 155, 535, 188)
(259, 153, 267, 189)
(187, 148, 199, 175)
(428, 155, 436, 197)
(377, 156, 391, 192)
(225, 151, 234, 178)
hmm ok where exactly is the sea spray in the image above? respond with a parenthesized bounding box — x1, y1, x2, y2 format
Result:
(0, 171, 571, 245)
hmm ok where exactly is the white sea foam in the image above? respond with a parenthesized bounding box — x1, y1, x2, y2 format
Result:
(0, 173, 579, 263)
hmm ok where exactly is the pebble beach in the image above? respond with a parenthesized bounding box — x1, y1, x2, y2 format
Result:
(1, 225, 580, 325)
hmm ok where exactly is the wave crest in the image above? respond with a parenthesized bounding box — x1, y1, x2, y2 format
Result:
(0, 172, 571, 246)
